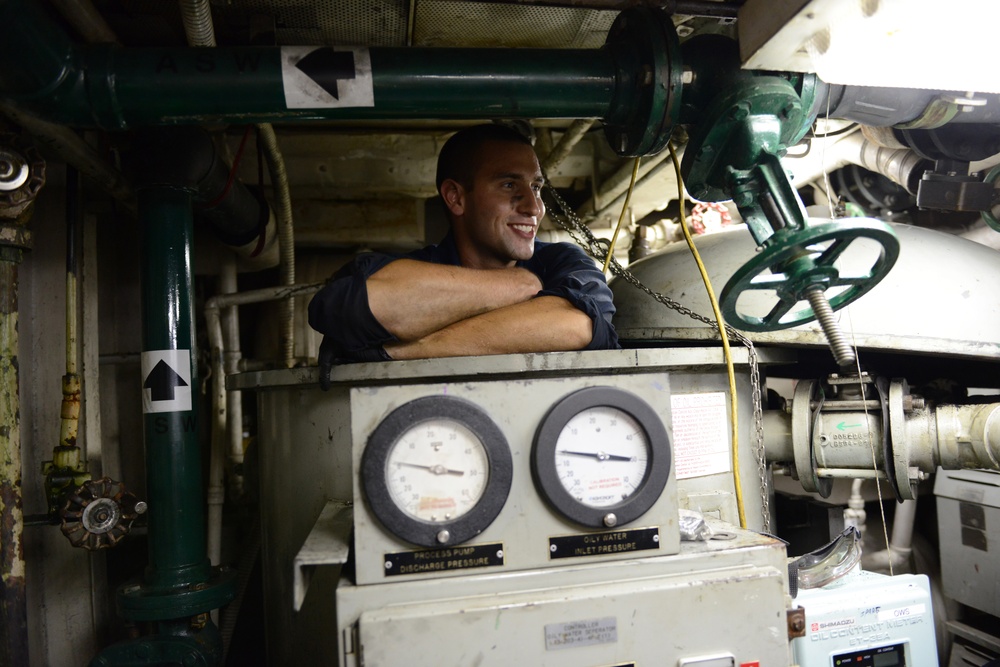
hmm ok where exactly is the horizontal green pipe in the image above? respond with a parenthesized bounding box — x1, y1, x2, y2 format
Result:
(0, 0, 616, 129)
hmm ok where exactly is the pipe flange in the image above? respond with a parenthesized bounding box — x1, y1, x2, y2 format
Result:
(602, 7, 682, 157)
(0, 221, 32, 250)
(118, 566, 237, 621)
(791, 379, 832, 497)
(888, 379, 916, 500)
(60, 477, 147, 550)
(0, 133, 46, 218)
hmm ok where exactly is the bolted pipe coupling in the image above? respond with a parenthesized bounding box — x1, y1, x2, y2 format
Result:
(60, 477, 147, 550)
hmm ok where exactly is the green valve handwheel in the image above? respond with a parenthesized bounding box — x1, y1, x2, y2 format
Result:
(719, 219, 900, 332)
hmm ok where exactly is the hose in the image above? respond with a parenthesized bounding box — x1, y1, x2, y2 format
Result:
(256, 124, 297, 368)
(668, 143, 747, 529)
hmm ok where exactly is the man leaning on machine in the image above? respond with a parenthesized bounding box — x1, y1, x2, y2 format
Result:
(308, 123, 619, 368)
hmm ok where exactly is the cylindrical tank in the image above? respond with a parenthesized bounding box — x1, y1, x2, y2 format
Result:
(611, 223, 1000, 379)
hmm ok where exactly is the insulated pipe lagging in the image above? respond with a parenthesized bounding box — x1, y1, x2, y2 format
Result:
(541, 119, 594, 174)
(855, 134, 933, 195)
(256, 125, 296, 368)
(816, 81, 1000, 127)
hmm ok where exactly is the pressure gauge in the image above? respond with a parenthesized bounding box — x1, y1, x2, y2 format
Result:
(532, 386, 671, 528)
(362, 395, 512, 548)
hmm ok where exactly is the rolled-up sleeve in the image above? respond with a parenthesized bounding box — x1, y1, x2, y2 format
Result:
(307, 253, 400, 358)
(528, 242, 619, 350)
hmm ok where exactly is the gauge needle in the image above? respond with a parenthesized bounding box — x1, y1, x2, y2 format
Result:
(558, 450, 634, 462)
(397, 462, 465, 476)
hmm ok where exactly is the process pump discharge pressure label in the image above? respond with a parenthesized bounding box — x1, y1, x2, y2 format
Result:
(141, 350, 192, 413)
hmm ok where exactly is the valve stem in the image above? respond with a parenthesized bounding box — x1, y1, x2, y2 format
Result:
(804, 287, 856, 368)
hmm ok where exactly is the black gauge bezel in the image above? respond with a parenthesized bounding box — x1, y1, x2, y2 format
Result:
(362, 395, 512, 548)
(531, 386, 671, 528)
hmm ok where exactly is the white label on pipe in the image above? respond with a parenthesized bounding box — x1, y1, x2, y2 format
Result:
(141, 349, 192, 413)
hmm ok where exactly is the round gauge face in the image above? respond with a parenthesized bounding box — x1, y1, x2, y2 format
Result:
(363, 395, 513, 548)
(532, 386, 671, 528)
(385, 418, 490, 523)
(554, 406, 650, 508)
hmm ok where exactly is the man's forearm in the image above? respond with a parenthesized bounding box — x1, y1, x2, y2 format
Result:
(384, 296, 593, 360)
(367, 259, 542, 341)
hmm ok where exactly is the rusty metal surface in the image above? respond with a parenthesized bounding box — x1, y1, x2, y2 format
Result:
(0, 259, 27, 667)
(787, 606, 806, 638)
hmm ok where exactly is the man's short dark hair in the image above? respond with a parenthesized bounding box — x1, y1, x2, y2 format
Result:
(435, 124, 534, 192)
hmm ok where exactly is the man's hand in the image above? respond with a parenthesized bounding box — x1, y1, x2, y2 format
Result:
(384, 296, 593, 360)
(366, 259, 542, 341)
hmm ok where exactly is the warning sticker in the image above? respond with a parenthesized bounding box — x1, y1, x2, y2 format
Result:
(281, 46, 374, 109)
(141, 350, 192, 414)
(670, 392, 730, 479)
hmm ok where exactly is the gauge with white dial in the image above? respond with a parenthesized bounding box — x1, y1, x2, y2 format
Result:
(555, 406, 649, 507)
(385, 418, 488, 522)
(363, 396, 512, 547)
(532, 387, 671, 528)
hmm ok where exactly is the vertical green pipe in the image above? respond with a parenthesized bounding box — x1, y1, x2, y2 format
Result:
(138, 186, 210, 590)
(0, 250, 27, 666)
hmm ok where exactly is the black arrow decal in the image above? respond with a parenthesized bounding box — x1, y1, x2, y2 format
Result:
(295, 48, 356, 100)
(144, 359, 188, 402)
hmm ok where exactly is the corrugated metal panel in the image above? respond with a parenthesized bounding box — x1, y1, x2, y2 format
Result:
(413, 1, 617, 47)
(215, 0, 410, 46)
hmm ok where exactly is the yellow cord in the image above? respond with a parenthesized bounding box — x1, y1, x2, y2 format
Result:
(667, 144, 748, 529)
(602, 157, 641, 273)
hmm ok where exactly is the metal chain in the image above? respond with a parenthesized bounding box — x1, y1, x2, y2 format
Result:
(545, 187, 772, 532)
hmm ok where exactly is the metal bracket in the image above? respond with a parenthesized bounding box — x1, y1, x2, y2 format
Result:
(888, 379, 918, 501)
(294, 499, 353, 612)
(787, 606, 806, 639)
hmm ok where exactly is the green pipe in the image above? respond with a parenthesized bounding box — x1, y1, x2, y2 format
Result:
(0, 0, 684, 156)
(0, 0, 615, 129)
(138, 186, 209, 589)
(138, 186, 210, 590)
(94, 181, 233, 666)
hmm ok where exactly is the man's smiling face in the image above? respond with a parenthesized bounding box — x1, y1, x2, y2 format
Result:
(452, 139, 546, 269)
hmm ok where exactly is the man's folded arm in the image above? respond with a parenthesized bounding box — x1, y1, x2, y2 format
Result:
(384, 295, 593, 360)
(529, 242, 619, 350)
(308, 253, 546, 360)
(366, 259, 543, 341)
(308, 241, 619, 363)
